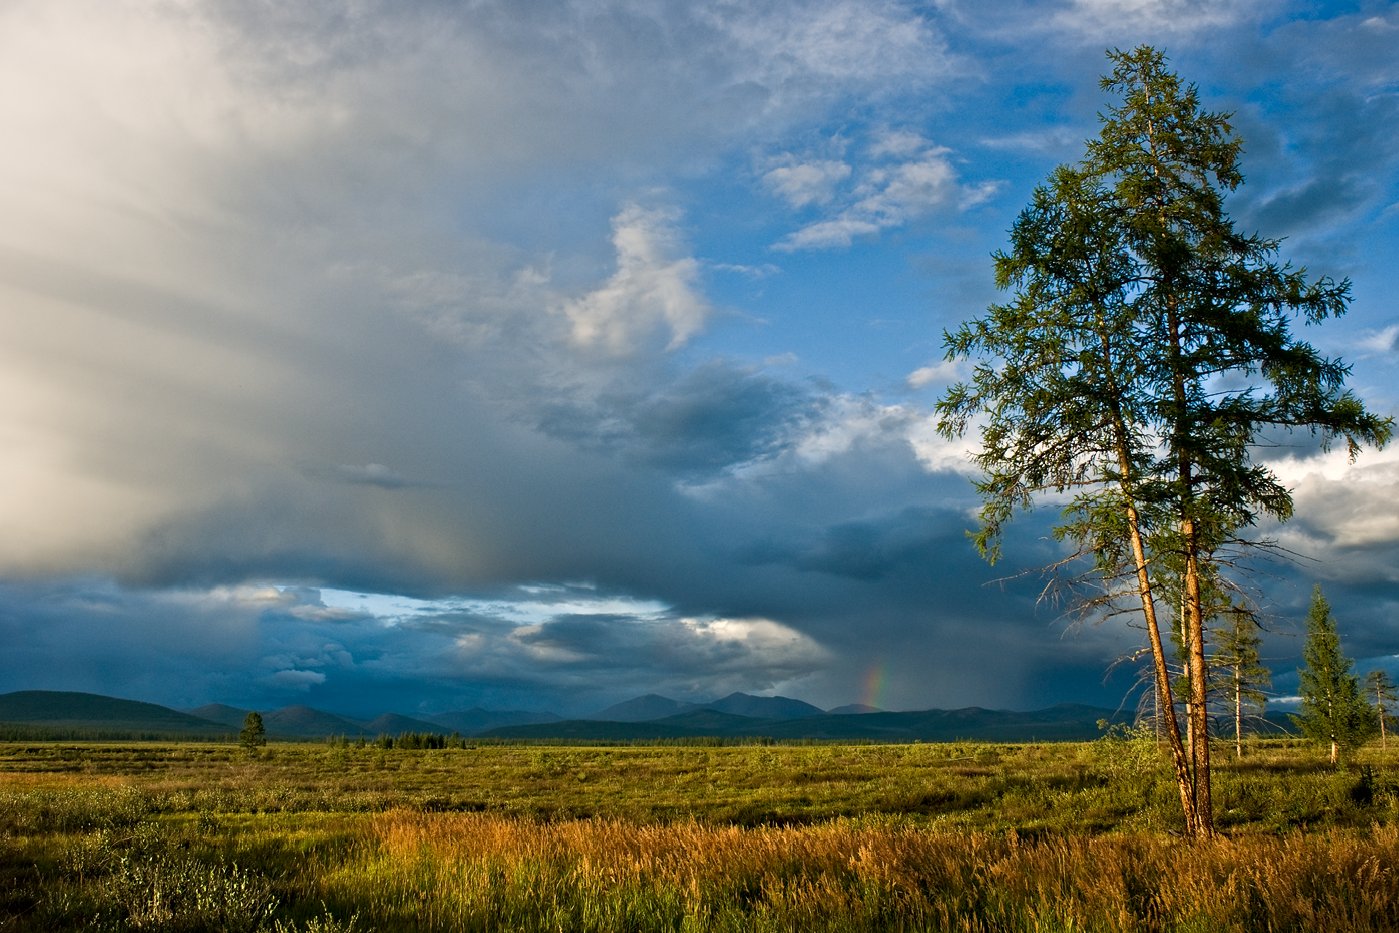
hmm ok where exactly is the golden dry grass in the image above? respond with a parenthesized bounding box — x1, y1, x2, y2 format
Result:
(316, 811, 1399, 931)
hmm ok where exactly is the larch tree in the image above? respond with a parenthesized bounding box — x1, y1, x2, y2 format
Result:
(1212, 608, 1271, 759)
(1364, 669, 1398, 751)
(936, 47, 1391, 837)
(1293, 587, 1374, 766)
(239, 711, 267, 750)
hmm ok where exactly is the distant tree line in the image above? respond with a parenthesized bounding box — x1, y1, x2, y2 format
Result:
(323, 732, 473, 750)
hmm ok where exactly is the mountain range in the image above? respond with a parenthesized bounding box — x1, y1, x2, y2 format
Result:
(0, 689, 1171, 742)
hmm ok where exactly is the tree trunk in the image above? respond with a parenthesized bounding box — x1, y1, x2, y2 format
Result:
(1234, 666, 1243, 760)
(1143, 81, 1215, 839)
(1136, 539, 1198, 836)
(1161, 280, 1214, 836)
(1182, 524, 1214, 836)
(1100, 317, 1200, 836)
(1376, 685, 1389, 752)
(1119, 482, 1198, 836)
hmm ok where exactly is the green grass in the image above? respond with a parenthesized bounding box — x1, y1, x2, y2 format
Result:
(1, 738, 1397, 930)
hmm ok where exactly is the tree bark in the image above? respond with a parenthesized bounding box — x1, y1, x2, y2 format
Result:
(1234, 666, 1243, 760)
(1182, 525, 1214, 835)
(1113, 446, 1198, 836)
(1099, 320, 1199, 836)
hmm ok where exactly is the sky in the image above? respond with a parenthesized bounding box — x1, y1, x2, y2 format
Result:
(1, 0, 1397, 720)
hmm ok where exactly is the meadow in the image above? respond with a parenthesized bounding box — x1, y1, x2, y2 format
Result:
(1, 736, 1397, 931)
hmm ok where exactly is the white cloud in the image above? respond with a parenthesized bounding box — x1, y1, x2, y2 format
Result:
(703, 0, 954, 93)
(771, 137, 996, 250)
(1262, 445, 1399, 559)
(562, 204, 713, 355)
(791, 395, 910, 464)
(267, 669, 327, 689)
(780, 216, 886, 251)
(938, 0, 1265, 46)
(868, 128, 931, 159)
(905, 416, 976, 474)
(1044, 0, 1265, 40)
(1357, 324, 1399, 356)
(1266, 443, 1399, 489)
(979, 127, 1086, 154)
(763, 158, 853, 208)
(862, 155, 958, 215)
(678, 615, 832, 666)
(907, 359, 962, 388)
(775, 394, 971, 475)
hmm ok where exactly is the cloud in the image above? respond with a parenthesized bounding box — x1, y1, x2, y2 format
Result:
(771, 133, 997, 250)
(979, 127, 1086, 155)
(1049, 0, 1266, 38)
(533, 360, 826, 482)
(1271, 448, 1399, 555)
(944, 0, 1266, 44)
(562, 204, 713, 354)
(316, 463, 421, 489)
(1357, 325, 1399, 356)
(906, 359, 962, 389)
(510, 611, 830, 694)
(267, 669, 327, 689)
(701, 0, 955, 94)
(763, 158, 853, 208)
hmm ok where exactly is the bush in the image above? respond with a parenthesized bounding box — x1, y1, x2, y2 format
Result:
(105, 852, 277, 932)
(1092, 721, 1164, 781)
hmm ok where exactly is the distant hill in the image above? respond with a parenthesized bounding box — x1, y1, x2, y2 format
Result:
(828, 704, 883, 715)
(590, 692, 826, 722)
(4, 689, 1252, 744)
(0, 691, 227, 737)
(657, 709, 774, 733)
(591, 694, 699, 721)
(363, 713, 451, 735)
(703, 692, 824, 720)
(263, 705, 371, 739)
(185, 703, 252, 729)
(425, 708, 562, 734)
(485, 703, 1138, 742)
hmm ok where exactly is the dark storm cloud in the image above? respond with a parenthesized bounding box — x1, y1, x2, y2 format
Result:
(776, 507, 968, 581)
(535, 361, 825, 477)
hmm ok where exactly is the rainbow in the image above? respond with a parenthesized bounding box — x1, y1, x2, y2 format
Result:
(861, 664, 887, 711)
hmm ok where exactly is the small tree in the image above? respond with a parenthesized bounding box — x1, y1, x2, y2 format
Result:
(1213, 608, 1271, 759)
(1366, 670, 1398, 751)
(239, 711, 267, 750)
(1292, 587, 1373, 765)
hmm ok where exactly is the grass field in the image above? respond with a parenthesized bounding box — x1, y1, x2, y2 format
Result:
(1, 737, 1397, 931)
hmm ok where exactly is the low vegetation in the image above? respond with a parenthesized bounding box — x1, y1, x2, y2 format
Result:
(1, 738, 1397, 930)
